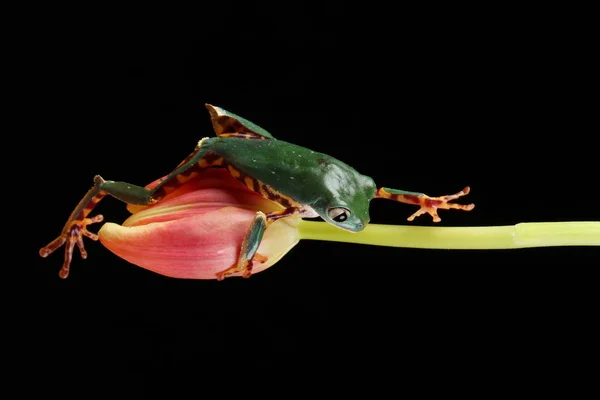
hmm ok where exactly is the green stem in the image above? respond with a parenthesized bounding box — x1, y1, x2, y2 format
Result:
(297, 220, 600, 249)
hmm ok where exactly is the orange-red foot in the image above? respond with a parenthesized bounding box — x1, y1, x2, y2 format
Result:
(215, 253, 268, 281)
(407, 186, 475, 223)
(39, 215, 104, 279)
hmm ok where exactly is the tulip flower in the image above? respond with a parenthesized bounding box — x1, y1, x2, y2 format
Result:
(98, 169, 301, 279)
(43, 169, 600, 280)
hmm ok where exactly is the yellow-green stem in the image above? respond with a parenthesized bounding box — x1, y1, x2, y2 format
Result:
(297, 221, 600, 249)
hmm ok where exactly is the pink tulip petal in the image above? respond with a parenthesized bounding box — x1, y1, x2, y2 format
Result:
(126, 169, 268, 214)
(125, 186, 282, 227)
(99, 207, 299, 279)
(98, 169, 300, 279)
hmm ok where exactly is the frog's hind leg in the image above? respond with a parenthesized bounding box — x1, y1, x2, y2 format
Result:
(40, 138, 220, 278)
(149, 137, 223, 200)
(40, 175, 157, 278)
(374, 186, 475, 222)
(205, 104, 276, 139)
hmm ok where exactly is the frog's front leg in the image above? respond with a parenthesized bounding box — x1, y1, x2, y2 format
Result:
(374, 186, 475, 222)
(215, 207, 299, 281)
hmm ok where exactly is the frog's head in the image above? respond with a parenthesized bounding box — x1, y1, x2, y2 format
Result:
(314, 166, 377, 233)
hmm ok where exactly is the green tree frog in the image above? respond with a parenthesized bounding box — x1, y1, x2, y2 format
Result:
(40, 105, 475, 280)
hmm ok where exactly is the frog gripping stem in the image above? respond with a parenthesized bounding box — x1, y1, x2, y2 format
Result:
(374, 186, 475, 222)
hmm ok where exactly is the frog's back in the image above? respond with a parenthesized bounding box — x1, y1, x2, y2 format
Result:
(209, 137, 349, 205)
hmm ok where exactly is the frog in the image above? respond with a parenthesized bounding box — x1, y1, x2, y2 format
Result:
(40, 104, 475, 280)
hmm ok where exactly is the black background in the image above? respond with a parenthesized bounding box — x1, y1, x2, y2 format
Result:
(18, 3, 597, 391)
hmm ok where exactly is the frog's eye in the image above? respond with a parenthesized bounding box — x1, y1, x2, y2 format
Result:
(328, 207, 351, 222)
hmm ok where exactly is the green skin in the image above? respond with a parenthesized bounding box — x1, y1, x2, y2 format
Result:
(204, 137, 377, 231)
(40, 104, 473, 279)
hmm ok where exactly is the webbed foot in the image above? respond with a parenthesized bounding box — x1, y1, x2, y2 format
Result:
(39, 215, 104, 278)
(407, 186, 475, 223)
(216, 253, 268, 281)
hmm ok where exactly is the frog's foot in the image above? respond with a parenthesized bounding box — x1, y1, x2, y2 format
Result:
(215, 253, 268, 281)
(39, 215, 104, 279)
(407, 186, 475, 223)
